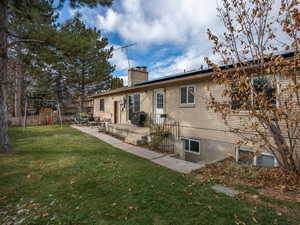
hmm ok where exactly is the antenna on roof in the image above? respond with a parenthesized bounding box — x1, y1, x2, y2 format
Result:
(114, 43, 137, 69)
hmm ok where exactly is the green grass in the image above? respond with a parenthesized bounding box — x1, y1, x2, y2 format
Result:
(0, 125, 298, 225)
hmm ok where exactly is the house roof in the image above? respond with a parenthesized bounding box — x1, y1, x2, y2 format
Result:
(91, 51, 295, 98)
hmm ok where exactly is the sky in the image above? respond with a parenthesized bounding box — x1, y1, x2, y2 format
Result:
(57, 0, 223, 85)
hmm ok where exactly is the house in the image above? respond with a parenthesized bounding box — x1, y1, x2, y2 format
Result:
(83, 97, 94, 114)
(91, 52, 296, 167)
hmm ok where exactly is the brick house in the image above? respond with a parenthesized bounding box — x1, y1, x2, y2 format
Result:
(91, 52, 296, 166)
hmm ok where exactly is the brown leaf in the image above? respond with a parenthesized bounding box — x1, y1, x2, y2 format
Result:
(128, 206, 138, 211)
(252, 217, 258, 223)
(43, 212, 49, 217)
(252, 195, 259, 199)
(70, 180, 76, 185)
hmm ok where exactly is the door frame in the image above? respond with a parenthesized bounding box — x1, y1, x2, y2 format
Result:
(114, 101, 119, 124)
(153, 88, 165, 123)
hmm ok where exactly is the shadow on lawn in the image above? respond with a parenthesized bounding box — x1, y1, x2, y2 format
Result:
(13, 149, 108, 156)
(8, 128, 72, 142)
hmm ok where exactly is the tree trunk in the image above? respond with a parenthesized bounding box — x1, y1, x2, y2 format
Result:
(0, 0, 11, 153)
(79, 70, 85, 113)
(79, 86, 85, 113)
(15, 59, 23, 125)
(55, 73, 62, 101)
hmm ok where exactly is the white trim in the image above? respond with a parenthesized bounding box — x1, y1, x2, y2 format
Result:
(127, 93, 141, 121)
(236, 148, 278, 167)
(154, 88, 165, 111)
(180, 85, 196, 105)
(182, 138, 201, 155)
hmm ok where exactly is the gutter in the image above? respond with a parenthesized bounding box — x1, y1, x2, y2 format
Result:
(90, 71, 215, 98)
(90, 51, 296, 98)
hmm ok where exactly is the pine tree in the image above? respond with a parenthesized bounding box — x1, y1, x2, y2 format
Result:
(0, 0, 113, 153)
(111, 77, 124, 89)
(59, 14, 114, 112)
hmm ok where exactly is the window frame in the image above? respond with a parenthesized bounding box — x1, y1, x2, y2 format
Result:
(251, 76, 278, 110)
(230, 75, 279, 111)
(99, 99, 105, 112)
(156, 92, 164, 109)
(182, 138, 201, 155)
(180, 85, 196, 105)
(236, 148, 278, 167)
(128, 93, 141, 120)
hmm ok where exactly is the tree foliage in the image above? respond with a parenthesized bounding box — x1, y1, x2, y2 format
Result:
(205, 0, 300, 174)
(59, 14, 114, 112)
(111, 77, 124, 89)
(0, 0, 113, 152)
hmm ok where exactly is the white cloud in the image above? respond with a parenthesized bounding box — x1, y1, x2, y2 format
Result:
(66, 0, 287, 82)
(110, 45, 136, 71)
(96, 0, 218, 46)
(97, 9, 119, 32)
(95, 0, 221, 79)
(118, 75, 128, 86)
(68, 0, 223, 79)
(149, 48, 212, 79)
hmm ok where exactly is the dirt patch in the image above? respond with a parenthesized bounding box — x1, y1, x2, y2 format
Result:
(192, 158, 300, 203)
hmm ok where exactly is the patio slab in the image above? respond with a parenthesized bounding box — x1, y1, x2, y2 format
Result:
(71, 125, 204, 174)
(211, 185, 240, 197)
(126, 146, 164, 160)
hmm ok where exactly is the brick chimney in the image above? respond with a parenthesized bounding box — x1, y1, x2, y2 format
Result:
(128, 66, 148, 87)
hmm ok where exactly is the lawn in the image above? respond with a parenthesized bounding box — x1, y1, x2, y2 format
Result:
(0, 126, 298, 225)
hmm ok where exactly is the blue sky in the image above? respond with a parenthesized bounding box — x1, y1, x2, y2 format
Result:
(56, 0, 222, 84)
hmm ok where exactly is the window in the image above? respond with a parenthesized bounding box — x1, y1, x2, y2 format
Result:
(237, 148, 277, 167)
(156, 93, 164, 109)
(133, 94, 140, 112)
(252, 77, 277, 110)
(230, 76, 277, 110)
(128, 94, 140, 120)
(256, 154, 275, 167)
(100, 99, 105, 112)
(181, 86, 195, 104)
(183, 138, 200, 154)
(230, 81, 251, 110)
(237, 149, 254, 165)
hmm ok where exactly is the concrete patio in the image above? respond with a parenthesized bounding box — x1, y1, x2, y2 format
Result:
(71, 125, 204, 174)
(106, 123, 151, 145)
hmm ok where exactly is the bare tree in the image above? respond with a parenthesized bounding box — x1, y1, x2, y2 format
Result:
(205, 0, 300, 174)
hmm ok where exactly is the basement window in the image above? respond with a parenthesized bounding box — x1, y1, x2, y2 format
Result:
(181, 86, 195, 104)
(183, 138, 200, 154)
(256, 154, 276, 167)
(237, 148, 277, 167)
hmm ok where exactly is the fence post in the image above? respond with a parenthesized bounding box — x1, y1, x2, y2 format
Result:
(23, 98, 28, 130)
(57, 102, 63, 129)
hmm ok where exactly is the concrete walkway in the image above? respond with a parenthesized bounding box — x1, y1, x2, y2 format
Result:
(71, 125, 204, 174)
